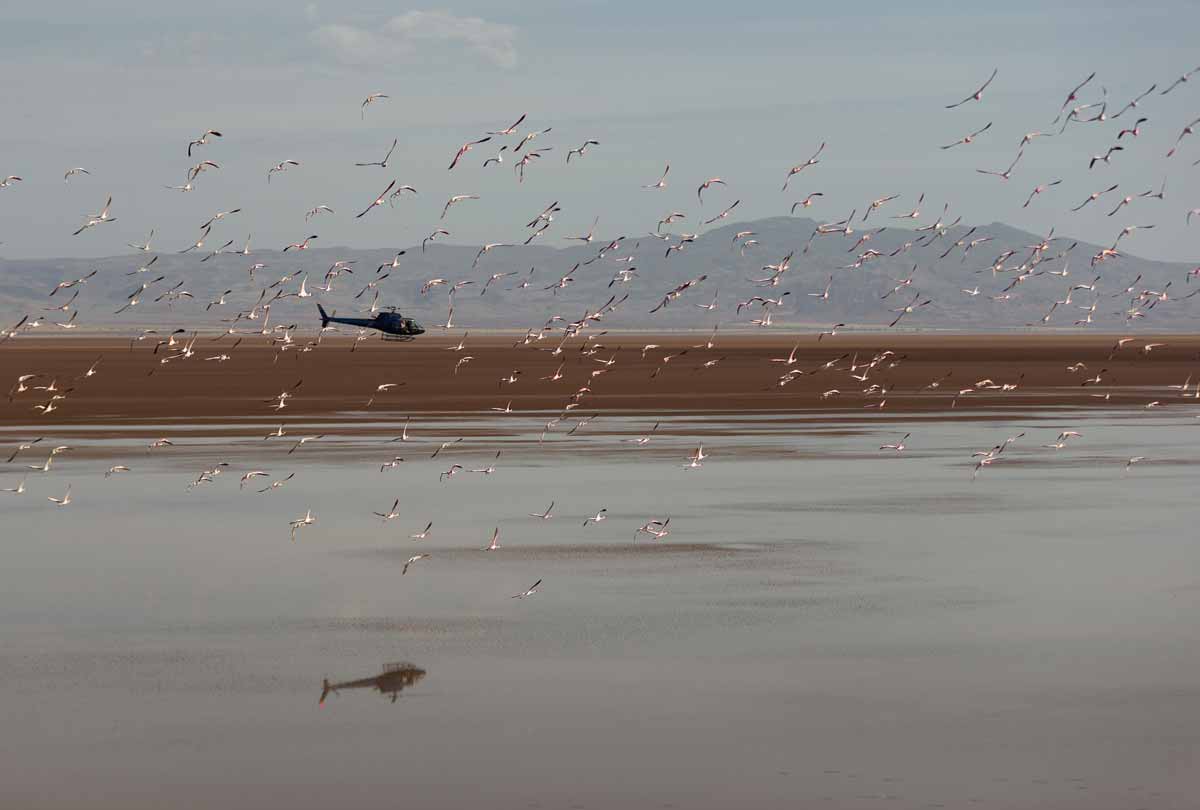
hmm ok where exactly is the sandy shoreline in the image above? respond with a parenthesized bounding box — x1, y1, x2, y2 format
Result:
(2, 332, 1197, 426)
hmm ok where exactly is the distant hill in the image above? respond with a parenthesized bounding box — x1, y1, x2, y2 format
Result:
(0, 217, 1193, 333)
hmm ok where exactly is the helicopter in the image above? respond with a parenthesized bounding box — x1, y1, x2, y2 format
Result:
(317, 302, 424, 340)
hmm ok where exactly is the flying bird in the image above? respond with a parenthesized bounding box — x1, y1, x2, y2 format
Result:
(356, 180, 397, 218)
(940, 121, 992, 149)
(1072, 184, 1119, 211)
(289, 510, 315, 541)
(402, 554, 430, 576)
(283, 235, 318, 252)
(374, 498, 401, 521)
(511, 580, 542, 599)
(361, 92, 389, 117)
(976, 150, 1023, 180)
(355, 138, 398, 168)
(643, 164, 669, 190)
(1117, 117, 1148, 139)
(782, 143, 825, 191)
(487, 113, 526, 136)
(697, 177, 726, 203)
(945, 68, 997, 108)
(267, 160, 300, 182)
(1166, 117, 1200, 158)
(567, 140, 599, 163)
(187, 130, 222, 157)
(1113, 85, 1156, 117)
(448, 137, 491, 170)
(513, 127, 552, 152)
(1023, 180, 1062, 208)
(1054, 72, 1096, 122)
(703, 200, 740, 225)
(528, 501, 554, 520)
(1160, 66, 1199, 96)
(1089, 145, 1124, 169)
(441, 194, 479, 219)
(485, 526, 501, 551)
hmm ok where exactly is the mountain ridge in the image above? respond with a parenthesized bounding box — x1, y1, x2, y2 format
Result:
(1, 216, 1193, 333)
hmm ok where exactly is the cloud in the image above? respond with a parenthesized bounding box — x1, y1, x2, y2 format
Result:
(311, 9, 517, 69)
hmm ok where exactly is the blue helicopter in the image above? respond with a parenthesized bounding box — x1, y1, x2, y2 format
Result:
(317, 303, 425, 340)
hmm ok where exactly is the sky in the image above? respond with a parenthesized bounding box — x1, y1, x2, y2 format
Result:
(0, 0, 1198, 262)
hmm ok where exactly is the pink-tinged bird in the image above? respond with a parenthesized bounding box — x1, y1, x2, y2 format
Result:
(945, 68, 997, 108)
(355, 180, 396, 218)
(447, 137, 491, 170)
(1166, 117, 1200, 158)
(940, 121, 992, 149)
(782, 143, 825, 191)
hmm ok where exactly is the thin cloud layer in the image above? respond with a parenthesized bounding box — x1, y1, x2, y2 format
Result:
(312, 10, 518, 69)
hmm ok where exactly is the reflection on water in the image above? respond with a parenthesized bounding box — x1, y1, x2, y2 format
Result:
(1, 408, 1199, 809)
(319, 662, 427, 705)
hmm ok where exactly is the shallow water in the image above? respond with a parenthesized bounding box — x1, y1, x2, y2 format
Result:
(1, 409, 1197, 808)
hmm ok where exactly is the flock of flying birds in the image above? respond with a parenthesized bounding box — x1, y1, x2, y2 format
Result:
(3, 66, 1200, 589)
(4, 66, 1200, 337)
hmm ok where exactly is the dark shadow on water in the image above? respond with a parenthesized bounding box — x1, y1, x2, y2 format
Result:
(319, 661, 427, 705)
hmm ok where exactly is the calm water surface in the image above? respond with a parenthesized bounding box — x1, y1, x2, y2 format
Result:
(1, 409, 1197, 808)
